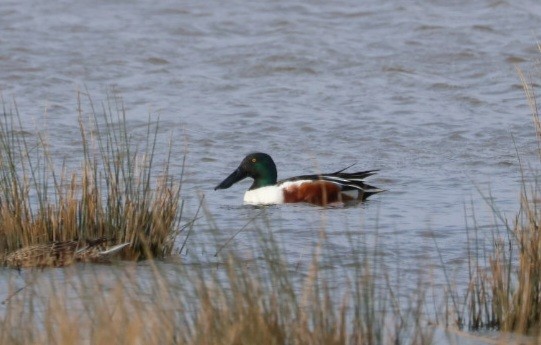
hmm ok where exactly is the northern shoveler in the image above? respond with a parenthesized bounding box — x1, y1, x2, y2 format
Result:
(214, 152, 383, 206)
(4, 237, 130, 268)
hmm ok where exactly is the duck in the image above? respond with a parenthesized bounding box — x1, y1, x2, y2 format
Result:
(214, 152, 383, 206)
(4, 237, 130, 268)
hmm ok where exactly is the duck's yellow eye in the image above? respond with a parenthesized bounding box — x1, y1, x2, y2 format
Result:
(251, 158, 257, 163)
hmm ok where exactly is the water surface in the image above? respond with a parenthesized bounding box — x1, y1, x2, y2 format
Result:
(2, 0, 541, 335)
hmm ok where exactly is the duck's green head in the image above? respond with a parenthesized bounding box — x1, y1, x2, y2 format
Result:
(215, 152, 277, 191)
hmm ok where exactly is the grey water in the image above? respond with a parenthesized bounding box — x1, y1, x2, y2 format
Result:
(2, 0, 541, 339)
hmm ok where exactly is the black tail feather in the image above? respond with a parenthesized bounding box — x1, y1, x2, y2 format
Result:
(279, 167, 383, 201)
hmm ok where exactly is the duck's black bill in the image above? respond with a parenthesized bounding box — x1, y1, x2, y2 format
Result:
(214, 167, 247, 190)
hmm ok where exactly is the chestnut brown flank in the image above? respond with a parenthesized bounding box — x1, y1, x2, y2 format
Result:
(283, 181, 353, 205)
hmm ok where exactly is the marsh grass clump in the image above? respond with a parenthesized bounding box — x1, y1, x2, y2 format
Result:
(0, 92, 183, 264)
(484, 65, 541, 334)
(461, 175, 541, 335)
(452, 61, 541, 336)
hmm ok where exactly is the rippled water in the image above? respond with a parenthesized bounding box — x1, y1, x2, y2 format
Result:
(2, 0, 541, 334)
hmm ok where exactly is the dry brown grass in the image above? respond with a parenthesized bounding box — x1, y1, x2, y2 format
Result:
(0, 92, 184, 263)
(450, 55, 541, 336)
(0, 227, 435, 345)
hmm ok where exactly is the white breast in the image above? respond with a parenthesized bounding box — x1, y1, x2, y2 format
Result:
(243, 186, 285, 205)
